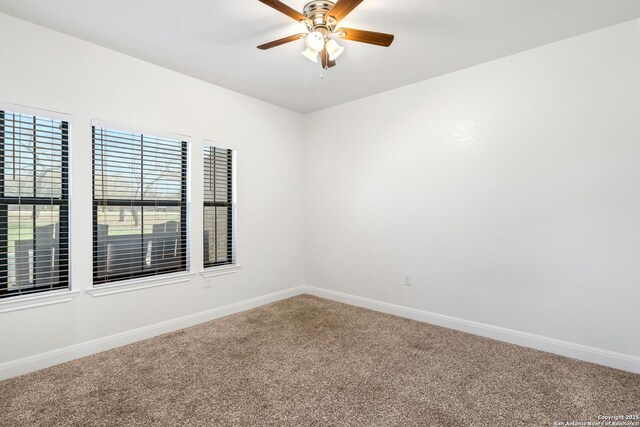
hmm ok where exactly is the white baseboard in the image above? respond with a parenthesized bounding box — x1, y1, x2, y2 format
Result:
(303, 286, 640, 374)
(0, 286, 306, 381)
(2, 285, 637, 381)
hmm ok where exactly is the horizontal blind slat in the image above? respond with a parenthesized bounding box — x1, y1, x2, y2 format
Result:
(203, 145, 233, 268)
(92, 126, 188, 286)
(1, 110, 70, 299)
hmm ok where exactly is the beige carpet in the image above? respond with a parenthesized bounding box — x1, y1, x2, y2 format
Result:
(0, 295, 638, 426)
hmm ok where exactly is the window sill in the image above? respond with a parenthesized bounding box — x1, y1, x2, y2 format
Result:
(0, 289, 80, 314)
(200, 264, 242, 278)
(87, 272, 196, 297)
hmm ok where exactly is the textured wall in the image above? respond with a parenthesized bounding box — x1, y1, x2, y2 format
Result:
(1, 12, 638, 369)
(0, 12, 307, 364)
(306, 20, 640, 357)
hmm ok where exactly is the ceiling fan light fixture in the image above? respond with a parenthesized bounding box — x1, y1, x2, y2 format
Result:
(305, 31, 325, 52)
(302, 47, 319, 62)
(325, 39, 344, 60)
(256, 0, 395, 70)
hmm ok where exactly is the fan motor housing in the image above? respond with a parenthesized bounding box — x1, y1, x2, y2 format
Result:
(304, 0, 336, 30)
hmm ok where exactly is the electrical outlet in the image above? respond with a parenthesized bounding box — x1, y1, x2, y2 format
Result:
(204, 279, 212, 289)
(403, 274, 411, 286)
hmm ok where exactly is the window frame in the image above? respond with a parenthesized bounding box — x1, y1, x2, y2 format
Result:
(0, 106, 71, 299)
(91, 122, 189, 286)
(203, 143, 236, 270)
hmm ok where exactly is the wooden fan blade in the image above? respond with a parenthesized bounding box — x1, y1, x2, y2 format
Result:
(338, 28, 394, 47)
(327, 0, 364, 22)
(328, 59, 336, 68)
(257, 33, 306, 50)
(258, 0, 308, 22)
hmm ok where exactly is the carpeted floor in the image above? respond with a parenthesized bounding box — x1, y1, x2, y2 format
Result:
(0, 295, 638, 426)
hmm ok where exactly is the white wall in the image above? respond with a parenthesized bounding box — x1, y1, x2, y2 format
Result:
(1, 11, 638, 374)
(0, 12, 306, 364)
(306, 20, 640, 358)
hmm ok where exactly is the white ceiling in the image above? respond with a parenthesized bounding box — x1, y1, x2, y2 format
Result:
(0, 0, 639, 114)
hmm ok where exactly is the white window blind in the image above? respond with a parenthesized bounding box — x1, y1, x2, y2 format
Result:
(92, 126, 188, 284)
(0, 110, 69, 298)
(203, 145, 233, 267)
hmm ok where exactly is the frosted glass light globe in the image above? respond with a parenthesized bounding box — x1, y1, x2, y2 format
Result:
(306, 31, 325, 52)
(302, 48, 319, 62)
(326, 39, 344, 61)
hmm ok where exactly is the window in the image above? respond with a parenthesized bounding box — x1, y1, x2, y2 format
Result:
(0, 109, 69, 298)
(203, 145, 234, 268)
(92, 125, 188, 285)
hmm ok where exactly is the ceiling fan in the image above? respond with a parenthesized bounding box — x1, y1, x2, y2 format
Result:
(257, 0, 394, 69)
